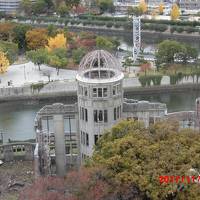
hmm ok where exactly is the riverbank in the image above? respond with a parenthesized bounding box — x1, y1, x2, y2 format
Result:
(1, 80, 200, 103)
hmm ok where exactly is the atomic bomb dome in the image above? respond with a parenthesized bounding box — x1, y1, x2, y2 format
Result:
(79, 50, 121, 71)
(34, 50, 167, 176)
(77, 50, 123, 83)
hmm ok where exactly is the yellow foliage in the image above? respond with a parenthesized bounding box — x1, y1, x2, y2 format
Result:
(139, 0, 147, 13)
(170, 3, 180, 20)
(158, 3, 164, 14)
(46, 33, 67, 52)
(0, 51, 9, 74)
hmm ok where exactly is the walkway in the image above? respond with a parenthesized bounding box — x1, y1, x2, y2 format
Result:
(0, 62, 76, 88)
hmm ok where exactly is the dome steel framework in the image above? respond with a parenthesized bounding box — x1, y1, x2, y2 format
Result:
(78, 50, 121, 72)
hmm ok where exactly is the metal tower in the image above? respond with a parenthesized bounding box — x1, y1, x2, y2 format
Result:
(133, 16, 141, 63)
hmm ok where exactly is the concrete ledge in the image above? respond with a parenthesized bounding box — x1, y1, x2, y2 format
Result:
(1, 83, 200, 103)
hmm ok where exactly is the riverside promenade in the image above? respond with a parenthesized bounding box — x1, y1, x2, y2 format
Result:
(0, 62, 200, 102)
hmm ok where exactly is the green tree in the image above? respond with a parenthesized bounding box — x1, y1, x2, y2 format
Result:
(156, 40, 198, 67)
(96, 36, 115, 51)
(91, 120, 200, 200)
(19, 0, 33, 15)
(13, 24, 32, 50)
(47, 24, 57, 37)
(179, 44, 198, 64)
(156, 40, 184, 67)
(127, 6, 143, 17)
(33, 0, 47, 14)
(72, 47, 86, 64)
(49, 48, 68, 74)
(57, 2, 69, 17)
(0, 40, 18, 64)
(96, 0, 114, 13)
(26, 48, 49, 70)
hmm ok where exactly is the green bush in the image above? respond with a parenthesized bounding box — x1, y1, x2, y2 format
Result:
(106, 22, 113, 28)
(139, 74, 163, 87)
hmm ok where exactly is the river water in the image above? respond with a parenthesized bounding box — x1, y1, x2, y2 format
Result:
(0, 90, 200, 143)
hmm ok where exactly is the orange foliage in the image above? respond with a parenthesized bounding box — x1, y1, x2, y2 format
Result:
(0, 23, 15, 41)
(26, 28, 48, 50)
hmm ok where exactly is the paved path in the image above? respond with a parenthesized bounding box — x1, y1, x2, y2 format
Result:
(0, 62, 197, 93)
(0, 62, 76, 88)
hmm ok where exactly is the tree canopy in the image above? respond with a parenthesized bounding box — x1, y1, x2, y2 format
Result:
(26, 28, 48, 50)
(170, 4, 180, 20)
(91, 120, 200, 200)
(46, 33, 67, 52)
(139, 0, 147, 14)
(155, 40, 198, 67)
(96, 0, 114, 13)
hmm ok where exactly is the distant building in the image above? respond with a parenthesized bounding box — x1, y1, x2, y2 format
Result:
(0, 0, 35, 14)
(178, 0, 200, 11)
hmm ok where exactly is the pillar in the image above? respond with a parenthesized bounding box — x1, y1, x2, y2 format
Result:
(53, 115, 66, 176)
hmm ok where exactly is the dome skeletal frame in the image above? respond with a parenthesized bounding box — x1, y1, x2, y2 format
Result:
(78, 50, 122, 74)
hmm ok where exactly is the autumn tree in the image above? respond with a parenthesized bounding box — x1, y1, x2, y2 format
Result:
(170, 3, 180, 20)
(19, 177, 68, 200)
(158, 3, 164, 15)
(26, 28, 48, 50)
(0, 51, 9, 74)
(139, 0, 147, 14)
(140, 62, 151, 75)
(0, 23, 15, 41)
(46, 33, 67, 52)
(91, 120, 200, 200)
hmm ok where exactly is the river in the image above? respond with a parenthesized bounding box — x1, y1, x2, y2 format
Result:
(0, 90, 200, 143)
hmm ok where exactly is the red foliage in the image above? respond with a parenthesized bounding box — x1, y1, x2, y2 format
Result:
(20, 167, 110, 200)
(78, 39, 96, 50)
(140, 62, 151, 72)
(73, 5, 87, 15)
(19, 177, 67, 200)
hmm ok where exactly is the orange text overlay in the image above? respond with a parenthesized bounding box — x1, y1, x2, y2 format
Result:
(159, 176, 200, 184)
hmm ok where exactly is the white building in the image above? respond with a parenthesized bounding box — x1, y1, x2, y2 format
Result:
(0, 0, 35, 14)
